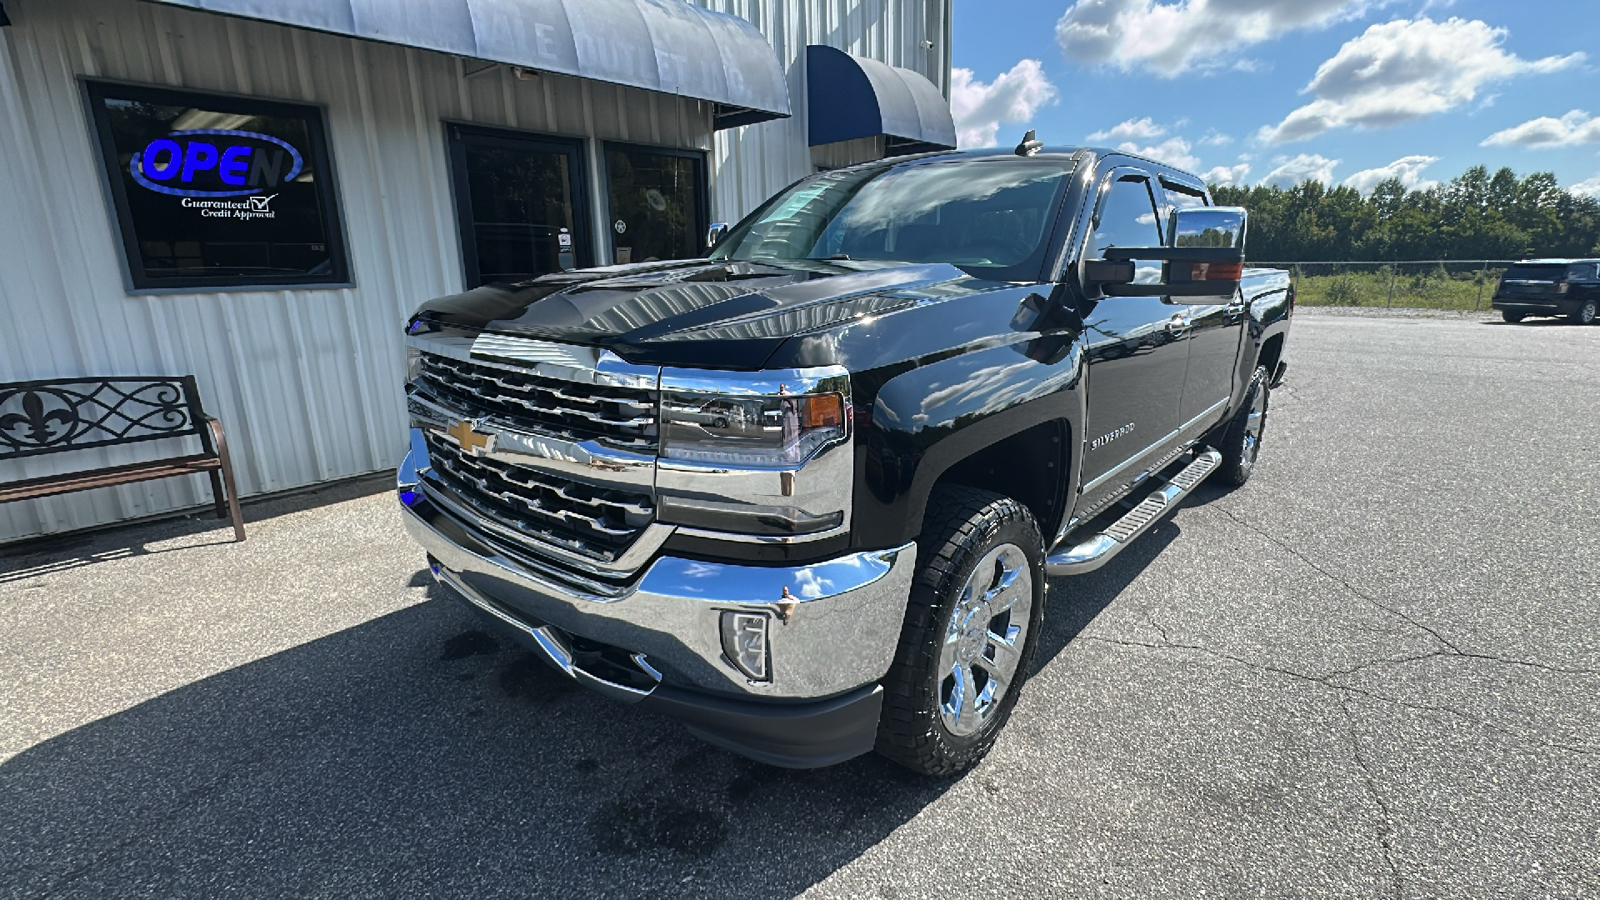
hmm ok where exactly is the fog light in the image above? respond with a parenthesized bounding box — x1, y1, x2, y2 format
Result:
(720, 611, 771, 682)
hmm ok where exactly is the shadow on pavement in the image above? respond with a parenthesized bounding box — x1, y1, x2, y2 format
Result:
(0, 474, 392, 584)
(0, 518, 1174, 899)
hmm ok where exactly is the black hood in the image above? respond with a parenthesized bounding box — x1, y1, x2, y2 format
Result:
(413, 258, 979, 369)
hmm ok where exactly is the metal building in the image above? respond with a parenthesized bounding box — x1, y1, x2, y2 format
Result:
(0, 0, 955, 542)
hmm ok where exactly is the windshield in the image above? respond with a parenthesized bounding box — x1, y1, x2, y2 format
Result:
(711, 159, 1073, 281)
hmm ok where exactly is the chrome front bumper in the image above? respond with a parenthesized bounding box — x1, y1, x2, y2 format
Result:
(399, 442, 916, 702)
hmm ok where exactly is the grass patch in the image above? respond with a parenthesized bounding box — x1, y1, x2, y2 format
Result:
(1285, 265, 1506, 311)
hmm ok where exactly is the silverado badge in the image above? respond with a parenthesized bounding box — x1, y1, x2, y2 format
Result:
(443, 419, 495, 456)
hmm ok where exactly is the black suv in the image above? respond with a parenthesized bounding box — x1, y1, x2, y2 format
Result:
(1492, 259, 1600, 325)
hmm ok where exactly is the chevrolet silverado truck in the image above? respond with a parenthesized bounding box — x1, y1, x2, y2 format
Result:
(1492, 258, 1600, 325)
(397, 143, 1293, 776)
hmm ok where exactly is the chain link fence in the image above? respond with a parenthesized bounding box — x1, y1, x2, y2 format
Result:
(1257, 261, 1518, 312)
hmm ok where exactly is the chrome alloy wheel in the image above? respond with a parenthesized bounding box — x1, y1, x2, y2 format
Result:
(1239, 383, 1268, 475)
(938, 542, 1033, 737)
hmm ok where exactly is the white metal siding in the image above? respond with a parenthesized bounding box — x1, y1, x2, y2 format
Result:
(0, 0, 950, 543)
(700, 0, 951, 223)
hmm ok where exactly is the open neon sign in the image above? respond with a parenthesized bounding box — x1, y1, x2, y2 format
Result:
(130, 129, 304, 198)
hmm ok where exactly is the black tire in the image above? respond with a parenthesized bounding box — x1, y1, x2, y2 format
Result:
(1570, 297, 1598, 325)
(1502, 310, 1525, 324)
(876, 487, 1045, 777)
(1216, 366, 1270, 487)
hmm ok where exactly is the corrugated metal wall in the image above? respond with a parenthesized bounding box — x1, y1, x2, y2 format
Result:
(700, 0, 951, 220)
(0, 0, 950, 543)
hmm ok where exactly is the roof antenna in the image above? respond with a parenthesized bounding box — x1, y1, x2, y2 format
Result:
(1014, 129, 1043, 157)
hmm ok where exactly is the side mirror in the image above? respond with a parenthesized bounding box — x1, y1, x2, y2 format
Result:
(1086, 206, 1249, 299)
(706, 222, 730, 252)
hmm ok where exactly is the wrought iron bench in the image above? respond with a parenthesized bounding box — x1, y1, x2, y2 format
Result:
(0, 376, 244, 541)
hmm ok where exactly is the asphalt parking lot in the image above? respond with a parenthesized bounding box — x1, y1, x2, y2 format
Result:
(3, 310, 1598, 899)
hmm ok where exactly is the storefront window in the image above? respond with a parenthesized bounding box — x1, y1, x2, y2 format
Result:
(85, 82, 349, 290)
(448, 125, 590, 288)
(604, 145, 707, 265)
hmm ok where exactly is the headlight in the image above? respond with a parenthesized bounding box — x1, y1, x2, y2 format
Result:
(656, 366, 854, 541)
(661, 389, 847, 467)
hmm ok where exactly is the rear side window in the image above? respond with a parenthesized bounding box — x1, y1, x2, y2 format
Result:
(1568, 264, 1597, 280)
(1502, 264, 1568, 282)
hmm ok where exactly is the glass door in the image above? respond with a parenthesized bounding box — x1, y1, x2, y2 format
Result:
(603, 144, 707, 265)
(448, 125, 590, 287)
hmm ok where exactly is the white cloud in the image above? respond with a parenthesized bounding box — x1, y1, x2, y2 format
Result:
(1114, 136, 1200, 170)
(1571, 175, 1600, 199)
(1088, 116, 1167, 142)
(1204, 163, 1253, 186)
(1343, 155, 1441, 194)
(1261, 153, 1339, 187)
(950, 60, 1058, 148)
(1199, 129, 1234, 147)
(1055, 0, 1369, 77)
(1258, 18, 1583, 144)
(1482, 110, 1600, 148)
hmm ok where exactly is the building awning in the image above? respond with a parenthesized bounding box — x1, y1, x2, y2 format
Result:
(146, 0, 791, 129)
(805, 45, 955, 153)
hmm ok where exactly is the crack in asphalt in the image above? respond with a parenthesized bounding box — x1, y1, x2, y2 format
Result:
(1085, 632, 1597, 757)
(1210, 507, 1600, 679)
(1211, 506, 1465, 654)
(1340, 695, 1404, 900)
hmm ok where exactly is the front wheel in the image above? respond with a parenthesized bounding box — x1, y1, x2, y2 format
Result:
(1570, 297, 1598, 325)
(1502, 310, 1525, 324)
(876, 487, 1045, 777)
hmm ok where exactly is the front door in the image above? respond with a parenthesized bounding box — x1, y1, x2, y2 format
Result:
(448, 125, 591, 288)
(1077, 168, 1191, 518)
(604, 144, 707, 265)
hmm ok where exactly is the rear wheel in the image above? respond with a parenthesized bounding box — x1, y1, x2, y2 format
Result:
(1502, 310, 1525, 324)
(1570, 297, 1598, 325)
(876, 487, 1044, 777)
(1216, 366, 1269, 487)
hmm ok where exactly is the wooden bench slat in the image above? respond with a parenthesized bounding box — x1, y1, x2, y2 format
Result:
(0, 455, 222, 502)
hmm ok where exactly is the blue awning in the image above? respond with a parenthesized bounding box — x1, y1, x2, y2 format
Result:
(805, 45, 956, 152)
(146, 0, 791, 130)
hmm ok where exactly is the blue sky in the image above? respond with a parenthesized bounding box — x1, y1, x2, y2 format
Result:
(951, 0, 1600, 196)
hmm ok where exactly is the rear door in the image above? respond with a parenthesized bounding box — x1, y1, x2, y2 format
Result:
(1162, 181, 1245, 435)
(1077, 168, 1192, 517)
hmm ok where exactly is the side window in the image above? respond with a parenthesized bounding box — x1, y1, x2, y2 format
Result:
(1091, 174, 1163, 285)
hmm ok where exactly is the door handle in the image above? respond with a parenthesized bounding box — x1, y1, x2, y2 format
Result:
(1166, 314, 1190, 335)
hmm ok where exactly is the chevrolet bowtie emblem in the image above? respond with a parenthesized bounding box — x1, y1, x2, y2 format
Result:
(444, 419, 495, 456)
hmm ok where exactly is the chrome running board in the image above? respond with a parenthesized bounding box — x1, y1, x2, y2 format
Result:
(1046, 448, 1223, 576)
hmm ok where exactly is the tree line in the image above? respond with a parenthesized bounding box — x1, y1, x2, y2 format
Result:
(1210, 166, 1600, 263)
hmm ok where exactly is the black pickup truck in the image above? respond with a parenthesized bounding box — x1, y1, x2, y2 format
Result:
(397, 144, 1293, 776)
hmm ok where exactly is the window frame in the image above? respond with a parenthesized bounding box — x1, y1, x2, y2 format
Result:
(82, 78, 353, 293)
(1075, 165, 1165, 294)
(600, 141, 710, 261)
(445, 122, 593, 289)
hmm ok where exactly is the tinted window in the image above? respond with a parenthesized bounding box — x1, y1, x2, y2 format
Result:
(1091, 174, 1163, 285)
(713, 159, 1072, 281)
(448, 126, 589, 288)
(86, 81, 348, 289)
(606, 146, 705, 265)
(1503, 264, 1569, 282)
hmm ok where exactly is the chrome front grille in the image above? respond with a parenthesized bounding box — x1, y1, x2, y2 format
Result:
(423, 431, 653, 559)
(418, 353, 657, 450)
